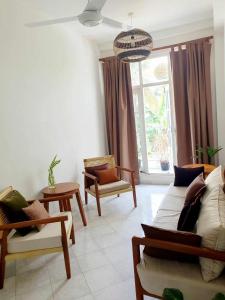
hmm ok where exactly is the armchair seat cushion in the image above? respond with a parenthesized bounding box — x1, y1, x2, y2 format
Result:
(90, 180, 131, 195)
(137, 254, 225, 300)
(7, 212, 72, 253)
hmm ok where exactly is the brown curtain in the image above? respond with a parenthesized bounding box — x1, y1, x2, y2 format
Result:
(102, 57, 139, 184)
(170, 39, 214, 165)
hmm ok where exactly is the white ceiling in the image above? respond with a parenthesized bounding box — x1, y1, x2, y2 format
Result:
(22, 0, 213, 46)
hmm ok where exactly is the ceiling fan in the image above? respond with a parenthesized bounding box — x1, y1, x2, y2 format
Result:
(26, 0, 130, 29)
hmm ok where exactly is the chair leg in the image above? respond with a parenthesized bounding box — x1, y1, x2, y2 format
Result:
(0, 238, 7, 289)
(136, 289, 144, 300)
(70, 224, 75, 245)
(131, 172, 137, 208)
(61, 222, 71, 279)
(85, 191, 88, 205)
(96, 195, 101, 216)
(132, 187, 137, 208)
(63, 245, 71, 279)
(0, 255, 6, 289)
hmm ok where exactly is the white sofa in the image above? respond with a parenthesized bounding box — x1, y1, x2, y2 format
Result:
(132, 184, 225, 300)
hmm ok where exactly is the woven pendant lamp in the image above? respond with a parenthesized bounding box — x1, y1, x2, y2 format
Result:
(113, 13, 153, 63)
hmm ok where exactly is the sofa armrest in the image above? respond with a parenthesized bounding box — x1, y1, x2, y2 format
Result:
(132, 236, 225, 262)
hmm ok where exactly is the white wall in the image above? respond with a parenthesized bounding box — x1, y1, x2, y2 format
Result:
(0, 0, 106, 197)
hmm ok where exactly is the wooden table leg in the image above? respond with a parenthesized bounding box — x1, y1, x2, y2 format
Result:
(75, 190, 87, 226)
(59, 200, 64, 212)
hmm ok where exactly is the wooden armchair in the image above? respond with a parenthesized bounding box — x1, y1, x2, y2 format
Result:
(83, 155, 137, 216)
(132, 236, 225, 300)
(0, 186, 75, 289)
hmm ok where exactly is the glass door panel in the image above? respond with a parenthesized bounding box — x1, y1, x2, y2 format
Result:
(143, 84, 173, 172)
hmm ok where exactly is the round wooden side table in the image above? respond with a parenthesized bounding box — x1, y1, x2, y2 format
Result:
(42, 182, 87, 226)
(182, 163, 216, 177)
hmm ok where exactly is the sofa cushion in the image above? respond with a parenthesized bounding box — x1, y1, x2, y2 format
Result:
(142, 224, 201, 262)
(177, 175, 206, 231)
(22, 200, 50, 231)
(174, 166, 204, 186)
(90, 180, 131, 195)
(153, 210, 181, 231)
(203, 165, 225, 201)
(166, 184, 187, 198)
(7, 212, 72, 253)
(177, 193, 202, 232)
(152, 184, 186, 231)
(184, 174, 206, 205)
(197, 184, 225, 281)
(205, 165, 224, 186)
(137, 254, 225, 300)
(0, 190, 32, 236)
(95, 168, 119, 185)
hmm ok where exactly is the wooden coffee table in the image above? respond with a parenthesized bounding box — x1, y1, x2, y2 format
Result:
(42, 182, 87, 226)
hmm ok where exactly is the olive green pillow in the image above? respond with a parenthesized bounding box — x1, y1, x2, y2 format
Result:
(1, 190, 32, 235)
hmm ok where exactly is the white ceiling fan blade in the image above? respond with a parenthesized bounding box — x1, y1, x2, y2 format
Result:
(85, 0, 107, 11)
(25, 16, 77, 28)
(103, 17, 132, 30)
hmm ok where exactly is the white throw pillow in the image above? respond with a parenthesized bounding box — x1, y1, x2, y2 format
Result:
(197, 184, 225, 281)
(205, 165, 224, 189)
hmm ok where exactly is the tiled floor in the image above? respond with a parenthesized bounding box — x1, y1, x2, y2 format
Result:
(1, 184, 169, 300)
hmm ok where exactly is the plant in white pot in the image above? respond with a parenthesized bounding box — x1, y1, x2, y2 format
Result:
(48, 155, 61, 189)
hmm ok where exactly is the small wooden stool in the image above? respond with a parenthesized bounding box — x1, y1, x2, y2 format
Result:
(42, 182, 87, 226)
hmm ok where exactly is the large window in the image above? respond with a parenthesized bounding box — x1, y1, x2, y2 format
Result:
(130, 52, 176, 173)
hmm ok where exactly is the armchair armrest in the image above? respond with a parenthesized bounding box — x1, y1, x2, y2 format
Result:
(82, 171, 98, 181)
(115, 166, 134, 173)
(27, 194, 73, 204)
(0, 215, 68, 231)
(132, 236, 225, 262)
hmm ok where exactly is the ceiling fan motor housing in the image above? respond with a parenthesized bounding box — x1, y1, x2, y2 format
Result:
(78, 10, 103, 27)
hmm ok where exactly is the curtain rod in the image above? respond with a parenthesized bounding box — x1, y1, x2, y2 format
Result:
(99, 35, 213, 62)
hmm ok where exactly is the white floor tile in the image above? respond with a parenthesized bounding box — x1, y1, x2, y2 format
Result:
(73, 236, 99, 257)
(77, 250, 109, 272)
(48, 256, 82, 281)
(102, 242, 133, 264)
(15, 283, 53, 300)
(84, 265, 122, 293)
(0, 276, 15, 298)
(52, 274, 91, 300)
(16, 256, 47, 275)
(95, 231, 128, 249)
(16, 268, 50, 295)
(76, 295, 94, 300)
(93, 279, 136, 300)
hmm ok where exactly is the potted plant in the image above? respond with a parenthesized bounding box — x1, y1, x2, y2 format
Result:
(163, 288, 225, 300)
(195, 146, 223, 164)
(48, 155, 61, 189)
